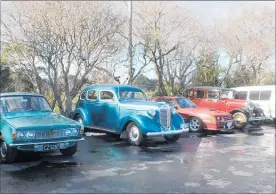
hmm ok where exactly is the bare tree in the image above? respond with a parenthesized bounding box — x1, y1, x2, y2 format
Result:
(134, 2, 200, 95)
(2, 1, 125, 115)
(216, 6, 275, 86)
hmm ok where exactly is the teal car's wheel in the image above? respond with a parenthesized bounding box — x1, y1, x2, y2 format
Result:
(164, 134, 181, 142)
(60, 143, 77, 156)
(126, 122, 144, 146)
(0, 141, 17, 164)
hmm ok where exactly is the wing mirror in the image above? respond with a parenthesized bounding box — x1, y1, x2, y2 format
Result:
(174, 105, 179, 110)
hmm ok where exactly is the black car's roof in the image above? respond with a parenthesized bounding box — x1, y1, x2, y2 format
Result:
(0, 92, 43, 97)
(187, 86, 235, 92)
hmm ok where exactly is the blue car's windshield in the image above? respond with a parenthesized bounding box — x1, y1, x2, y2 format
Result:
(119, 90, 147, 101)
(0, 96, 52, 114)
(176, 98, 197, 108)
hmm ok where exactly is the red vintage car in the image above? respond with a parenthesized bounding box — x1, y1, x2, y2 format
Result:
(187, 86, 266, 129)
(152, 96, 234, 132)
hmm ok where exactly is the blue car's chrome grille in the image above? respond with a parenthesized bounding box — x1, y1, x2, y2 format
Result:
(160, 106, 171, 130)
(34, 129, 67, 139)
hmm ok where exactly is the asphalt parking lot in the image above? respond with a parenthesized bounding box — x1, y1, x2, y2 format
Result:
(1, 124, 275, 193)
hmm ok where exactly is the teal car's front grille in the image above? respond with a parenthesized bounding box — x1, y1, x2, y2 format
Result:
(35, 129, 68, 139)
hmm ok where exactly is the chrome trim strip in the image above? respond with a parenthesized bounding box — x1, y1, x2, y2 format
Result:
(202, 120, 234, 124)
(85, 126, 120, 134)
(146, 129, 187, 137)
(9, 138, 85, 147)
(204, 127, 234, 131)
(248, 117, 266, 121)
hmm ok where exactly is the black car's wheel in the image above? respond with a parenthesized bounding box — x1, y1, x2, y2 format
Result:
(60, 143, 77, 156)
(164, 134, 181, 143)
(188, 117, 203, 132)
(233, 112, 248, 129)
(250, 108, 265, 127)
(126, 122, 144, 146)
(0, 141, 17, 164)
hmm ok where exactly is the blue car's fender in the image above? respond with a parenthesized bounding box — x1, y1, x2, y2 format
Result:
(119, 112, 184, 135)
(171, 112, 185, 129)
(73, 108, 89, 126)
(119, 114, 162, 135)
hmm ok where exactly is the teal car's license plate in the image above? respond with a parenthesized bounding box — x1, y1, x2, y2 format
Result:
(43, 144, 60, 151)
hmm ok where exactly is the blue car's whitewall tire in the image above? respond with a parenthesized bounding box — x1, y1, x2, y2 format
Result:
(75, 114, 84, 125)
(0, 141, 17, 164)
(126, 122, 144, 146)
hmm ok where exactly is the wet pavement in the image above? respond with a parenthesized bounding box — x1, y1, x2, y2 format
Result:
(1, 124, 275, 193)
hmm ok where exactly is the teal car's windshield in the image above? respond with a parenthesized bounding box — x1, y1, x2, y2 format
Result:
(176, 98, 197, 108)
(119, 90, 147, 101)
(0, 96, 52, 114)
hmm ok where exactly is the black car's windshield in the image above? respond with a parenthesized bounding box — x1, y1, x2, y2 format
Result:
(0, 96, 52, 114)
(176, 98, 196, 108)
(119, 90, 147, 101)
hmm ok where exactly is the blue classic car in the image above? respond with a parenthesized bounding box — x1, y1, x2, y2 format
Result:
(71, 85, 189, 145)
(0, 92, 84, 163)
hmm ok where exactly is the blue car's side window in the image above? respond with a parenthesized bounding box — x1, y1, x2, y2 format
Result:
(100, 91, 115, 102)
(87, 90, 98, 101)
(79, 91, 86, 100)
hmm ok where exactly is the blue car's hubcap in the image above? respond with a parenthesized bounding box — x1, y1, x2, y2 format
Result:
(77, 117, 83, 124)
(1, 142, 8, 158)
(129, 126, 139, 142)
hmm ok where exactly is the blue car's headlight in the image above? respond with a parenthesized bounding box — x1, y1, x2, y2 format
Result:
(17, 131, 25, 139)
(25, 131, 35, 139)
(148, 109, 156, 117)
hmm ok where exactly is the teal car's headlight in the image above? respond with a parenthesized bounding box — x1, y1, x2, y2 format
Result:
(71, 128, 78, 135)
(65, 129, 72, 136)
(17, 131, 25, 139)
(25, 131, 35, 139)
(147, 109, 156, 117)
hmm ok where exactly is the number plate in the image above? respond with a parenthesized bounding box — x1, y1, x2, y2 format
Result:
(43, 144, 60, 151)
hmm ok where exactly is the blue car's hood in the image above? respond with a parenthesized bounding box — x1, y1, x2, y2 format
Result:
(3, 112, 80, 130)
(119, 100, 166, 110)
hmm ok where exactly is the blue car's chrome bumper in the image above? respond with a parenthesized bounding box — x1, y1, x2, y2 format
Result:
(9, 138, 85, 147)
(146, 128, 189, 137)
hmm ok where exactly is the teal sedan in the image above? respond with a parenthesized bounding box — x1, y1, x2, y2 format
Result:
(0, 92, 84, 163)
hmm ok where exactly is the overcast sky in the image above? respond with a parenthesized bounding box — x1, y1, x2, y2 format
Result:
(2, 1, 274, 25)
(1, 1, 275, 80)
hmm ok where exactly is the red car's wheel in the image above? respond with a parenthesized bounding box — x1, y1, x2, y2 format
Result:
(188, 117, 203, 132)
